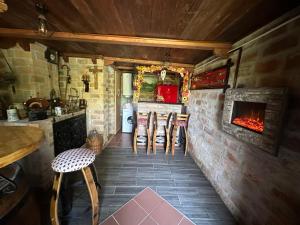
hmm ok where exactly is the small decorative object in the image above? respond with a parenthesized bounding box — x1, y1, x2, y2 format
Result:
(6, 105, 19, 122)
(45, 48, 58, 64)
(13, 102, 27, 119)
(89, 66, 102, 90)
(35, 2, 48, 35)
(160, 69, 167, 81)
(67, 88, 79, 112)
(82, 72, 90, 92)
(79, 99, 87, 109)
(190, 64, 230, 90)
(54, 106, 62, 116)
(86, 130, 103, 155)
(0, 0, 8, 13)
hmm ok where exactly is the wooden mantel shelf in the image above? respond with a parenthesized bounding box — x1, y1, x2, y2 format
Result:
(0, 126, 44, 168)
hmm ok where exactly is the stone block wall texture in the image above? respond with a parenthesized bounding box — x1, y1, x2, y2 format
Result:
(0, 43, 59, 103)
(59, 58, 116, 143)
(187, 17, 300, 225)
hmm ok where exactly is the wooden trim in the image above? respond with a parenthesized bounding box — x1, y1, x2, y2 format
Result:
(50, 173, 63, 225)
(0, 28, 232, 51)
(104, 56, 195, 68)
(116, 66, 135, 71)
(61, 52, 103, 60)
(82, 167, 99, 225)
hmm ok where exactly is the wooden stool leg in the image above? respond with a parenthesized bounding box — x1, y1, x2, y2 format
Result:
(133, 127, 138, 154)
(165, 126, 170, 155)
(153, 128, 157, 155)
(184, 126, 188, 156)
(146, 128, 151, 155)
(171, 125, 177, 156)
(50, 173, 63, 225)
(82, 167, 99, 225)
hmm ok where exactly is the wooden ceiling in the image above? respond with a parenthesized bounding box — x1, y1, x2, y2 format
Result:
(0, 0, 298, 65)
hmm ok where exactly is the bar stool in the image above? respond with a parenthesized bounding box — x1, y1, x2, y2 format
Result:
(50, 148, 99, 225)
(133, 112, 151, 154)
(152, 112, 172, 154)
(169, 113, 190, 156)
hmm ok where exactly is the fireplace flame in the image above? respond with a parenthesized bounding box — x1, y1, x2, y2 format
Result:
(232, 111, 264, 133)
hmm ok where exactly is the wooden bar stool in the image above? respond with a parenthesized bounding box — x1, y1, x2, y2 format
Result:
(169, 113, 190, 156)
(133, 112, 151, 154)
(152, 112, 172, 154)
(50, 148, 99, 225)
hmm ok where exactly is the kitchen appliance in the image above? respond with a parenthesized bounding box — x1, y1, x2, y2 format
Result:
(122, 73, 133, 97)
(122, 103, 133, 133)
(156, 85, 178, 103)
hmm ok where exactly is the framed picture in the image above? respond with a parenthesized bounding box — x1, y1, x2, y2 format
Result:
(190, 65, 230, 90)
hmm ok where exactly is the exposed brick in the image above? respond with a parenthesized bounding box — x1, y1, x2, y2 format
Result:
(241, 51, 258, 62)
(258, 26, 287, 44)
(263, 35, 298, 56)
(208, 92, 217, 99)
(285, 52, 300, 70)
(255, 59, 281, 73)
(282, 135, 300, 152)
(227, 152, 238, 164)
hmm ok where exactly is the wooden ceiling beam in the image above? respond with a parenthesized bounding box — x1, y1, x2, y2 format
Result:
(0, 28, 232, 52)
(103, 56, 195, 68)
(115, 66, 135, 71)
(61, 52, 103, 64)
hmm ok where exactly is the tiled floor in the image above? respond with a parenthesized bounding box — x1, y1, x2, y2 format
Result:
(61, 132, 236, 225)
(106, 132, 132, 149)
(100, 187, 195, 225)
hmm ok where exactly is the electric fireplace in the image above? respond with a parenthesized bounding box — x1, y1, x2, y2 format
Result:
(222, 88, 287, 155)
(231, 101, 266, 133)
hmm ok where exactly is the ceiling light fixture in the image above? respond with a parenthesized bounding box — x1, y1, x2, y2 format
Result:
(35, 3, 48, 35)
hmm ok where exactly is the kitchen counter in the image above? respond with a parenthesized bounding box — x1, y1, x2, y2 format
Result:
(0, 110, 85, 190)
(0, 109, 86, 125)
(0, 126, 44, 168)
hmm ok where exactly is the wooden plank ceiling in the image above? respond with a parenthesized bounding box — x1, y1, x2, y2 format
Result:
(0, 0, 298, 65)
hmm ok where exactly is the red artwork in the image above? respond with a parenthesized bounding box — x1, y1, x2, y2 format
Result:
(190, 67, 228, 90)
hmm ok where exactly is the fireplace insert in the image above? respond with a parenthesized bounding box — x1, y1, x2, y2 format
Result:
(231, 101, 266, 133)
(222, 88, 287, 155)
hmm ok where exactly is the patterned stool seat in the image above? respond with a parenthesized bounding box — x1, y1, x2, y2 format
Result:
(51, 148, 96, 173)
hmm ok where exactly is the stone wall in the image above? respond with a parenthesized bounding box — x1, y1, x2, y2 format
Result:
(0, 43, 59, 103)
(59, 58, 117, 143)
(187, 15, 300, 225)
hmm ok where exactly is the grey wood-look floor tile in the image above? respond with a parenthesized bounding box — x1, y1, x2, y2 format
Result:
(61, 146, 236, 225)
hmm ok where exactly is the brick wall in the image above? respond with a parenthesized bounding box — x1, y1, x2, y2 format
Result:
(187, 16, 300, 225)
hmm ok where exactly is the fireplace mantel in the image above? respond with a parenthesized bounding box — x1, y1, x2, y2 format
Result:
(222, 88, 287, 155)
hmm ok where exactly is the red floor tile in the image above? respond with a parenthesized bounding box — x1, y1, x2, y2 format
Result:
(139, 216, 158, 225)
(178, 217, 195, 225)
(150, 201, 183, 225)
(100, 216, 119, 225)
(134, 188, 164, 213)
(100, 187, 195, 225)
(113, 200, 147, 225)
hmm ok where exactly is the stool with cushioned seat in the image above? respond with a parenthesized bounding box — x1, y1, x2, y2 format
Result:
(50, 148, 99, 225)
